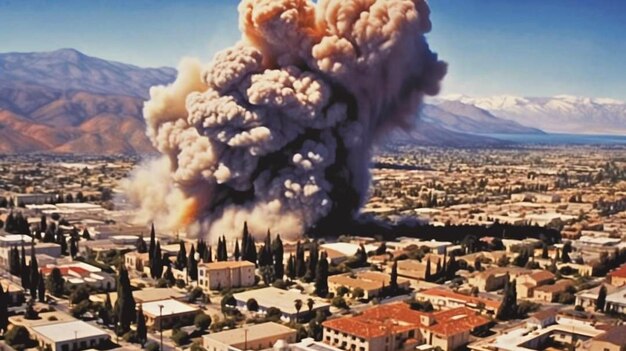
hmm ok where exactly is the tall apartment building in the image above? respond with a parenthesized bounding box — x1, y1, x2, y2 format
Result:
(197, 260, 255, 291)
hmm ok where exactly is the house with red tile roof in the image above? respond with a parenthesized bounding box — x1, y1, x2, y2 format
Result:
(608, 263, 626, 287)
(322, 302, 490, 351)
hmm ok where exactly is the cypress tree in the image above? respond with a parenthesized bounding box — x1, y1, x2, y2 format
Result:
(114, 265, 136, 334)
(69, 236, 78, 258)
(314, 251, 329, 297)
(20, 243, 29, 290)
(296, 241, 305, 277)
(0, 284, 8, 334)
(57, 231, 67, 256)
(596, 285, 607, 312)
(29, 243, 39, 298)
(136, 235, 147, 253)
(234, 239, 241, 261)
(164, 265, 175, 287)
(151, 242, 162, 279)
(176, 241, 187, 269)
(149, 223, 156, 262)
(188, 245, 198, 281)
(37, 272, 46, 303)
(308, 241, 319, 281)
(425, 259, 432, 282)
(242, 222, 249, 256)
(390, 259, 399, 293)
(82, 228, 91, 240)
(9, 246, 20, 276)
(286, 254, 296, 280)
(207, 245, 213, 263)
(562, 242, 572, 263)
(40, 215, 47, 233)
(136, 304, 147, 346)
(273, 234, 284, 279)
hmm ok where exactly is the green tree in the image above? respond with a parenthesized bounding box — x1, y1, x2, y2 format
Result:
(497, 275, 518, 320)
(194, 313, 211, 331)
(389, 259, 399, 293)
(176, 241, 187, 269)
(46, 267, 65, 297)
(596, 285, 607, 312)
(37, 272, 46, 302)
(136, 304, 147, 346)
(294, 299, 303, 322)
(151, 242, 163, 279)
(307, 298, 315, 314)
(188, 245, 198, 281)
(233, 239, 240, 261)
(562, 242, 572, 263)
(286, 254, 296, 280)
(114, 265, 136, 334)
(0, 284, 8, 333)
(70, 285, 90, 305)
(149, 223, 156, 261)
(273, 234, 284, 279)
(246, 298, 259, 312)
(5, 325, 31, 348)
(314, 251, 329, 297)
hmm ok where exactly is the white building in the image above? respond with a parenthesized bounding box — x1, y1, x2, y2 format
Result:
(31, 320, 110, 351)
(233, 287, 330, 322)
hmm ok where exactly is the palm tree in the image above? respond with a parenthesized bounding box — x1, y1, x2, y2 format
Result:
(294, 299, 303, 323)
(307, 298, 315, 314)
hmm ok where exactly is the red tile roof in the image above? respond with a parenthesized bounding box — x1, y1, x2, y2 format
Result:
(609, 264, 626, 278)
(322, 302, 489, 340)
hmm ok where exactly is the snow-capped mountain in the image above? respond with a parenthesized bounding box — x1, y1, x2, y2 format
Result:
(441, 94, 626, 135)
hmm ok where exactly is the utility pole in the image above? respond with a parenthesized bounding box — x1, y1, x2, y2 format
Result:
(159, 304, 164, 351)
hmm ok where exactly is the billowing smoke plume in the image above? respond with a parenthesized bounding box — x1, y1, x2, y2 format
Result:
(123, 0, 446, 241)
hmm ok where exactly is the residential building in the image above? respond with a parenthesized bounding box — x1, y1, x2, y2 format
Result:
(322, 302, 489, 351)
(233, 287, 330, 322)
(124, 251, 150, 274)
(40, 262, 115, 290)
(328, 271, 410, 299)
(588, 325, 626, 351)
(608, 264, 626, 287)
(605, 285, 626, 315)
(197, 260, 255, 291)
(142, 299, 199, 329)
(515, 270, 555, 298)
(414, 288, 501, 316)
(575, 284, 619, 311)
(533, 280, 574, 303)
(30, 320, 110, 351)
(468, 267, 531, 292)
(203, 322, 296, 351)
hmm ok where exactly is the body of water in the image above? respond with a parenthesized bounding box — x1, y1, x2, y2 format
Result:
(484, 133, 626, 145)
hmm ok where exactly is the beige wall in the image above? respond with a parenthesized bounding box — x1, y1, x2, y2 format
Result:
(589, 340, 624, 351)
(204, 331, 296, 351)
(198, 264, 255, 291)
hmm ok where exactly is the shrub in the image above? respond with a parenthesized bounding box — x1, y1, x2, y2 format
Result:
(352, 287, 365, 299)
(175, 279, 186, 289)
(331, 296, 348, 309)
(5, 326, 31, 348)
(246, 298, 259, 312)
(145, 341, 160, 351)
(171, 329, 189, 346)
(194, 313, 212, 331)
(336, 286, 350, 297)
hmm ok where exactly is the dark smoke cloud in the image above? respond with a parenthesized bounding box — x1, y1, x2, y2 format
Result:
(123, 0, 447, 241)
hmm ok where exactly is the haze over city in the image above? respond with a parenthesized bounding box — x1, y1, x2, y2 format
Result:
(0, 1, 625, 351)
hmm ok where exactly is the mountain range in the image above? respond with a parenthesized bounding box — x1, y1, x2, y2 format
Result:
(0, 49, 622, 154)
(441, 94, 626, 135)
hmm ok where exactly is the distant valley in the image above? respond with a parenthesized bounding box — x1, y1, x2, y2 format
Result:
(0, 49, 623, 154)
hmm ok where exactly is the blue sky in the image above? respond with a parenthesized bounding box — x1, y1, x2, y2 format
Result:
(1, 0, 625, 100)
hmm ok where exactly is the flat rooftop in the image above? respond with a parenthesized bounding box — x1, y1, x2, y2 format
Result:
(142, 299, 198, 317)
(32, 320, 108, 342)
(203, 322, 294, 345)
(233, 287, 329, 314)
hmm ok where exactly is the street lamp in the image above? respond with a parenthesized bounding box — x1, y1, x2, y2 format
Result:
(158, 304, 164, 351)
